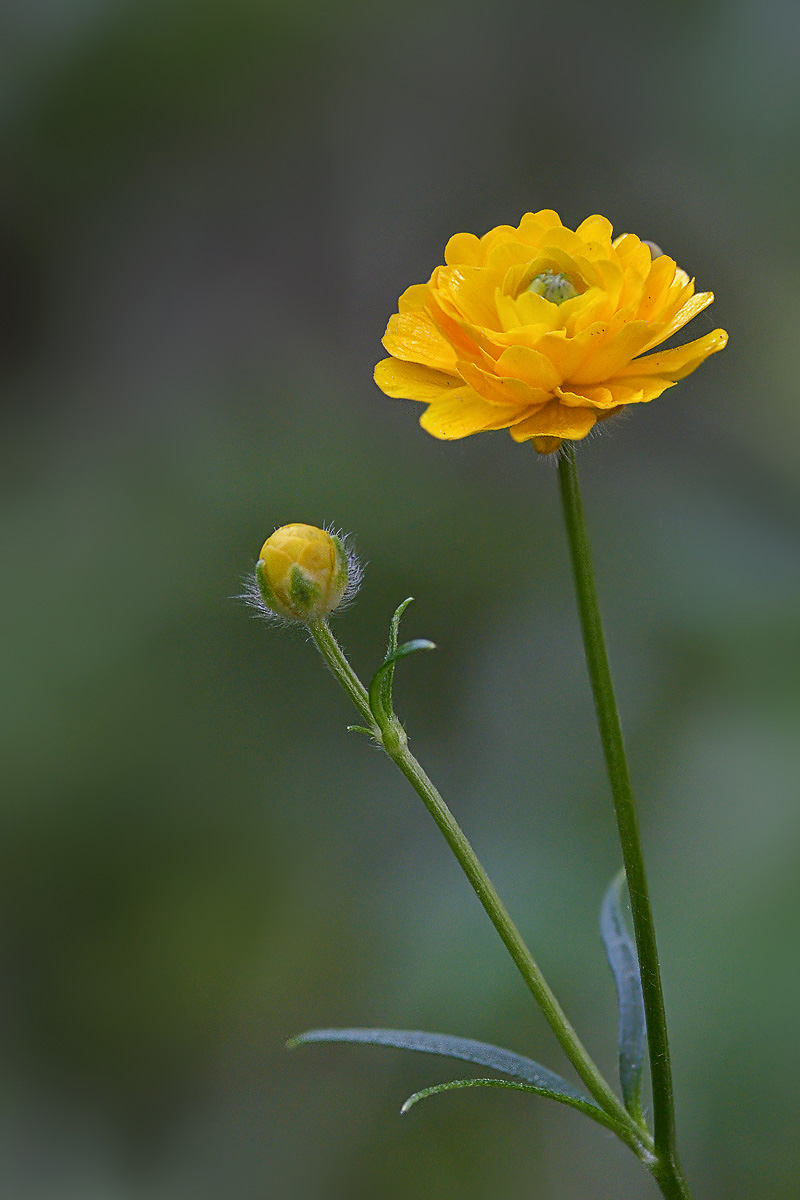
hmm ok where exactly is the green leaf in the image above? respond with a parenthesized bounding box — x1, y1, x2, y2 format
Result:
(379, 597, 415, 718)
(382, 639, 437, 668)
(289, 1028, 629, 1134)
(368, 635, 435, 729)
(288, 1027, 596, 1106)
(388, 596, 415, 657)
(600, 870, 646, 1118)
(400, 1076, 618, 1128)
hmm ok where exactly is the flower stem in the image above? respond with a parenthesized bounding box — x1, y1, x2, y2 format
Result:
(306, 618, 652, 1163)
(308, 617, 374, 727)
(556, 442, 691, 1197)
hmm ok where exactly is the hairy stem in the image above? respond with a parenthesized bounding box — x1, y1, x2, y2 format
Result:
(307, 618, 652, 1164)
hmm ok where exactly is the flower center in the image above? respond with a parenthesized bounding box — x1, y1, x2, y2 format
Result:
(526, 270, 579, 305)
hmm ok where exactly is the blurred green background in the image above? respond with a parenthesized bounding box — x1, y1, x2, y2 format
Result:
(2, 1, 800, 1197)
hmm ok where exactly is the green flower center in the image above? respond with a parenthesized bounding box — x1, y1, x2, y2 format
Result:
(526, 270, 579, 305)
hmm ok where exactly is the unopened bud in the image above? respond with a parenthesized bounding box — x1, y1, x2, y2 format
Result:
(255, 524, 356, 622)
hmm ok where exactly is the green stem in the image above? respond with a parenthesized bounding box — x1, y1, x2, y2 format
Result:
(556, 442, 690, 1198)
(306, 618, 653, 1165)
(308, 618, 375, 728)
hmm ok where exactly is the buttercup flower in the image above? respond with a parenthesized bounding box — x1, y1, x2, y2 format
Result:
(374, 211, 728, 453)
(253, 524, 359, 622)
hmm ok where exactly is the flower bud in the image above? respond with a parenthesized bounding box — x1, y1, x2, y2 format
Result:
(255, 524, 354, 621)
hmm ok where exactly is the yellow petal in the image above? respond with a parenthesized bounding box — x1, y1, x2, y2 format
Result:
(494, 291, 524, 332)
(576, 214, 614, 245)
(479, 224, 524, 259)
(437, 266, 499, 327)
(617, 259, 652, 310)
(492, 320, 553, 351)
(444, 232, 482, 266)
(382, 312, 459, 372)
(529, 329, 594, 379)
(426, 294, 484, 361)
(537, 225, 585, 257)
(556, 386, 613, 408)
(617, 328, 728, 381)
(398, 283, 430, 312)
(420, 389, 529, 439)
(587, 257, 624, 297)
(494, 344, 561, 390)
(457, 359, 553, 408)
(374, 358, 463, 400)
(493, 327, 590, 380)
(569, 320, 653, 384)
(568, 288, 618, 333)
(637, 255, 680, 320)
(647, 275, 696, 330)
(487, 240, 547, 276)
(595, 382, 645, 405)
(602, 377, 674, 404)
(509, 401, 597, 442)
(496, 287, 562, 332)
(518, 210, 563, 240)
(642, 291, 714, 351)
(560, 383, 655, 409)
(612, 233, 651, 276)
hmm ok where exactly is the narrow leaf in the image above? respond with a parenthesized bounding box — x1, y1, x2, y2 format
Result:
(368, 639, 435, 727)
(388, 597, 415, 657)
(381, 597, 415, 716)
(400, 1076, 619, 1130)
(600, 870, 646, 1116)
(382, 639, 437, 668)
(288, 1027, 597, 1108)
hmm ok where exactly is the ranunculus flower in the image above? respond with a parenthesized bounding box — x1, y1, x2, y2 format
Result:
(374, 211, 728, 453)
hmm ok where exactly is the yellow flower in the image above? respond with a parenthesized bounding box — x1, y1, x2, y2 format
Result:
(374, 211, 728, 453)
(255, 524, 355, 621)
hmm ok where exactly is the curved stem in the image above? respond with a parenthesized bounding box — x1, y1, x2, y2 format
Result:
(384, 744, 640, 1144)
(556, 442, 689, 1195)
(308, 618, 374, 727)
(306, 618, 652, 1163)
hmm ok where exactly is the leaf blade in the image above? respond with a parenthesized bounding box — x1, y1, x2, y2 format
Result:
(381, 597, 415, 715)
(399, 1076, 619, 1130)
(288, 1026, 596, 1107)
(600, 870, 646, 1117)
(387, 597, 415, 657)
(382, 639, 437, 668)
(368, 640, 435, 727)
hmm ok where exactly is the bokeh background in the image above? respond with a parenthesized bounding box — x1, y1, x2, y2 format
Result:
(2, 1, 800, 1197)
